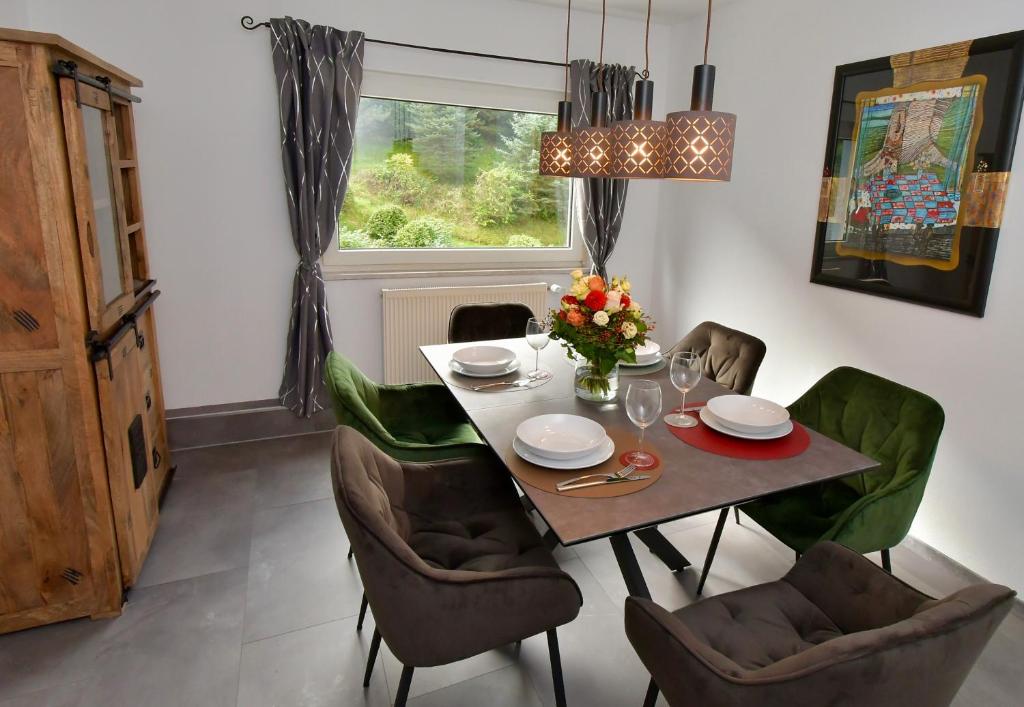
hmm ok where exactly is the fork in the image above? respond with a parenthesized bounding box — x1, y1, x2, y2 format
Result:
(472, 379, 533, 391)
(556, 463, 637, 490)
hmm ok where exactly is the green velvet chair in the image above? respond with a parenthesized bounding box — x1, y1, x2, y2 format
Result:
(324, 351, 488, 463)
(698, 367, 945, 594)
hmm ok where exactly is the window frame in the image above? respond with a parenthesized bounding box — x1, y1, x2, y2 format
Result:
(321, 71, 585, 279)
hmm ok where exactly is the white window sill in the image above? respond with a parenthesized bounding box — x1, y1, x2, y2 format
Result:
(322, 264, 584, 281)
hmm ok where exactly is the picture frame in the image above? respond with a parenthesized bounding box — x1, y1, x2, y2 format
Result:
(810, 30, 1024, 316)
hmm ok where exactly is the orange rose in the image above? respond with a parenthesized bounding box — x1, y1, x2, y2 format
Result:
(588, 276, 605, 292)
(566, 309, 585, 327)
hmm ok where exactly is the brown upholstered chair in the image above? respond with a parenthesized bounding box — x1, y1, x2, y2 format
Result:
(448, 302, 535, 343)
(331, 426, 582, 707)
(665, 321, 767, 396)
(625, 542, 1015, 707)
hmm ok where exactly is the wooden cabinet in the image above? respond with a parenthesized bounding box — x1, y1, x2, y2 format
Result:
(0, 29, 171, 633)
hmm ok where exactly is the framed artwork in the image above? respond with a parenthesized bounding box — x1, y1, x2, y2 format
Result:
(811, 30, 1024, 316)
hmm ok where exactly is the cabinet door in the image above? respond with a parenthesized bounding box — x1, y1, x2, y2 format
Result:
(58, 79, 135, 335)
(94, 333, 159, 586)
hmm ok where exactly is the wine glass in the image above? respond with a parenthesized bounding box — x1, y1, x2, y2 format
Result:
(525, 317, 552, 380)
(664, 351, 702, 428)
(624, 379, 662, 467)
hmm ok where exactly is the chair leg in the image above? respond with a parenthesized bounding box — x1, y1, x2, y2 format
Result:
(697, 508, 729, 596)
(643, 678, 659, 707)
(347, 546, 354, 559)
(363, 629, 381, 687)
(547, 628, 568, 707)
(394, 665, 414, 707)
(356, 593, 368, 631)
(733, 506, 741, 524)
(881, 548, 892, 573)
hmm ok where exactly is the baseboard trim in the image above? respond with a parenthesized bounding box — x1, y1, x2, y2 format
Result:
(167, 399, 335, 450)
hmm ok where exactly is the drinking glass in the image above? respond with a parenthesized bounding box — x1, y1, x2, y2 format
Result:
(664, 351, 702, 428)
(525, 317, 552, 380)
(624, 379, 662, 467)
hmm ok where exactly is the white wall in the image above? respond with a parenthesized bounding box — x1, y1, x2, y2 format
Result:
(657, 0, 1024, 590)
(16, 0, 670, 404)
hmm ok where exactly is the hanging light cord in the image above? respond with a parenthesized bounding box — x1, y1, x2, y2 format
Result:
(563, 0, 572, 99)
(642, 0, 652, 79)
(598, 0, 606, 91)
(703, 0, 712, 64)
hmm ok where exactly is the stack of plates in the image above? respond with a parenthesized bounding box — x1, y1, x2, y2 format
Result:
(513, 414, 615, 469)
(700, 396, 794, 440)
(621, 341, 662, 368)
(449, 345, 520, 378)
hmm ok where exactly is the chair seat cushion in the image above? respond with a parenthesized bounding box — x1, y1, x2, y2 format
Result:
(408, 508, 557, 573)
(390, 420, 482, 447)
(742, 480, 861, 552)
(675, 580, 843, 673)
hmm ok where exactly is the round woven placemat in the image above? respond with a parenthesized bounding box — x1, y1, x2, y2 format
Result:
(508, 427, 664, 498)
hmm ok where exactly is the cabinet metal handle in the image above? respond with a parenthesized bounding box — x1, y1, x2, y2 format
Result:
(145, 392, 152, 410)
(152, 448, 162, 469)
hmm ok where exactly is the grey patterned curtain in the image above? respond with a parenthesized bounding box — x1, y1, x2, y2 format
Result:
(269, 17, 364, 417)
(571, 59, 634, 280)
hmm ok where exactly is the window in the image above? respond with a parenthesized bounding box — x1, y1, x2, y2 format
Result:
(322, 85, 583, 277)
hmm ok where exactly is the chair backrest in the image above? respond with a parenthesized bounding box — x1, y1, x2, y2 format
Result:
(789, 367, 945, 499)
(448, 302, 535, 344)
(323, 351, 390, 441)
(625, 542, 1015, 707)
(667, 321, 766, 395)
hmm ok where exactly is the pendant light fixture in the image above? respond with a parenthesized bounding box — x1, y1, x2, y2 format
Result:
(610, 0, 667, 178)
(571, 0, 613, 178)
(665, 0, 736, 181)
(539, 0, 574, 177)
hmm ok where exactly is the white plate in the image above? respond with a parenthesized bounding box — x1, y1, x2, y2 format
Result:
(449, 359, 521, 378)
(707, 395, 791, 434)
(451, 345, 517, 374)
(631, 340, 662, 366)
(515, 414, 607, 460)
(513, 435, 615, 470)
(700, 406, 793, 440)
(619, 357, 667, 375)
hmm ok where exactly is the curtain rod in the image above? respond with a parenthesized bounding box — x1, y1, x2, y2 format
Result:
(239, 16, 568, 69)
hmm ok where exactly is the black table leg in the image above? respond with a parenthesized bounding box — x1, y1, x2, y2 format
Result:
(610, 533, 652, 599)
(634, 527, 691, 571)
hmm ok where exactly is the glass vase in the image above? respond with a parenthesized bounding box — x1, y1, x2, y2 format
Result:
(574, 360, 620, 402)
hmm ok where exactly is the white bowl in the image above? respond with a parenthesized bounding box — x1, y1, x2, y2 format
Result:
(707, 395, 791, 434)
(451, 345, 517, 374)
(633, 340, 662, 366)
(515, 414, 607, 461)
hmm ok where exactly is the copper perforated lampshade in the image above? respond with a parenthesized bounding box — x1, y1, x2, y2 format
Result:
(539, 101, 574, 177)
(666, 65, 736, 181)
(572, 91, 613, 177)
(611, 80, 667, 178)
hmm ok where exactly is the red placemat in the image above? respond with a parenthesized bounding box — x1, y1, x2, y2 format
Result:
(666, 402, 811, 460)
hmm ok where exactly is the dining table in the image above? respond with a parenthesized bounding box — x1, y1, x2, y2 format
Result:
(420, 337, 879, 600)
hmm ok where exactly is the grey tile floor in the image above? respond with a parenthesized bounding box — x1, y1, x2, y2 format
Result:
(1, 430, 1021, 707)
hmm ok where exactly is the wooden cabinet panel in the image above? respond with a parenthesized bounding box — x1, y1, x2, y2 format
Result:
(0, 369, 93, 616)
(94, 334, 159, 586)
(0, 64, 58, 352)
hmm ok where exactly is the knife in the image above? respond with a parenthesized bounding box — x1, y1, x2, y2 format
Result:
(472, 379, 533, 391)
(558, 474, 650, 491)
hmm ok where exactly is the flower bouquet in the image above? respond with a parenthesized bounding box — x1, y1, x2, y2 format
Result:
(550, 270, 654, 401)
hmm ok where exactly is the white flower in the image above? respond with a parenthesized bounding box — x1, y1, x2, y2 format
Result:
(621, 321, 638, 339)
(604, 290, 622, 313)
(593, 310, 610, 326)
(628, 300, 641, 312)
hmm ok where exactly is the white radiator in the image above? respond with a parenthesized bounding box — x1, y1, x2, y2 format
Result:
(382, 283, 550, 384)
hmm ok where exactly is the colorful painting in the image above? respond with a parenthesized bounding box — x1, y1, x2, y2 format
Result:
(810, 31, 1024, 317)
(836, 79, 984, 270)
